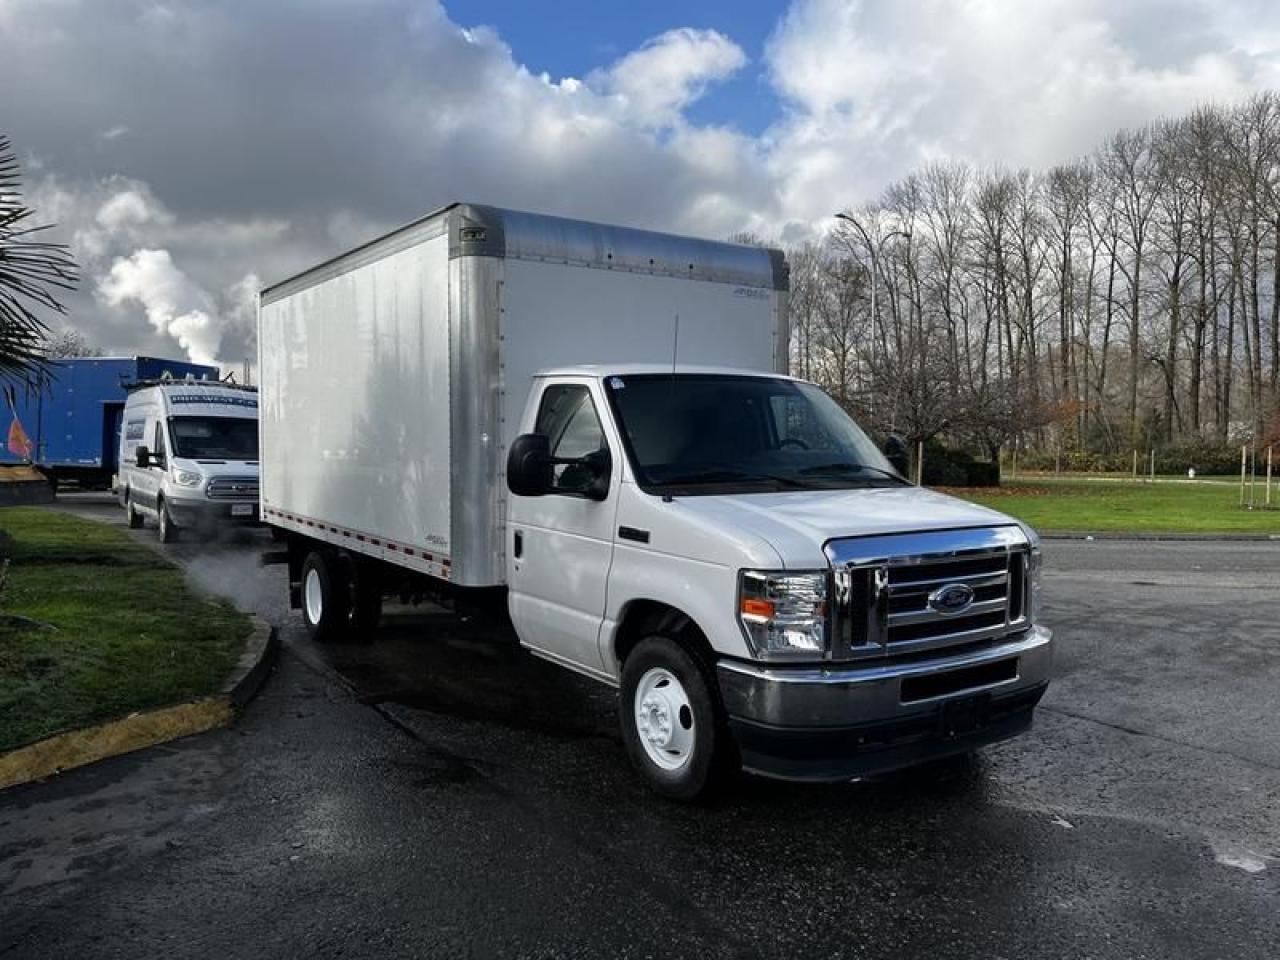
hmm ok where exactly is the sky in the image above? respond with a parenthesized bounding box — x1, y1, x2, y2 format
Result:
(3, 0, 1280, 368)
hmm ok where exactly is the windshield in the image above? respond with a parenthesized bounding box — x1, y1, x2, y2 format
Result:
(168, 416, 259, 460)
(604, 374, 902, 493)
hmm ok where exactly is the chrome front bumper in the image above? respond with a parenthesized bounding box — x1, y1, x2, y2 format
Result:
(717, 625, 1052, 781)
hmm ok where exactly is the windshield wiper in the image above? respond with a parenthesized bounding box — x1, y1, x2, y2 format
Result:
(798, 461, 908, 484)
(657, 468, 807, 489)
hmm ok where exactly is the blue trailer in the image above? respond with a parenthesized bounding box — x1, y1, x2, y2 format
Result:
(2, 357, 219, 487)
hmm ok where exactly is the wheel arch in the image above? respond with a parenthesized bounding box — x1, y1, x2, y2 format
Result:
(611, 599, 717, 675)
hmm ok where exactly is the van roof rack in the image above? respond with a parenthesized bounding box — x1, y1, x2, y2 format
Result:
(120, 374, 258, 393)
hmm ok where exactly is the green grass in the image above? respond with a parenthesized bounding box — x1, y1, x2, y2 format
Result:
(0, 508, 251, 751)
(948, 477, 1280, 534)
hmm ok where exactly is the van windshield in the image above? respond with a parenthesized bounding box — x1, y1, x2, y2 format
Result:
(169, 417, 259, 460)
(603, 374, 903, 494)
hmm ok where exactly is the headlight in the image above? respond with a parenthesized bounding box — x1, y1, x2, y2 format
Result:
(1021, 524, 1043, 623)
(172, 469, 203, 487)
(1028, 543, 1044, 622)
(738, 570, 828, 660)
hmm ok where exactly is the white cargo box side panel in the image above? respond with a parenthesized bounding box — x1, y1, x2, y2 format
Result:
(260, 234, 453, 577)
(498, 259, 780, 447)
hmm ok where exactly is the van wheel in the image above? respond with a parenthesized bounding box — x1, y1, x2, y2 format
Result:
(125, 492, 144, 529)
(157, 498, 179, 543)
(301, 551, 350, 642)
(619, 635, 736, 801)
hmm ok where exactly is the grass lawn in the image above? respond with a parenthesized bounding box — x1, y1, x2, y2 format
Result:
(0, 508, 251, 751)
(947, 477, 1280, 534)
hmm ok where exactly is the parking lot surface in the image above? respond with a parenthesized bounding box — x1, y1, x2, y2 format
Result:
(1, 494, 1277, 958)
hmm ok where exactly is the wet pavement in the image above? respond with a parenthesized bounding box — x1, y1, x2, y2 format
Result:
(1, 493, 1278, 958)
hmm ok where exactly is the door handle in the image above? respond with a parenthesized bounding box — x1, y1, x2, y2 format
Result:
(513, 530, 523, 558)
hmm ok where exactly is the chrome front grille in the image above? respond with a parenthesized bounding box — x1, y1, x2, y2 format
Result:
(205, 475, 259, 500)
(826, 526, 1031, 661)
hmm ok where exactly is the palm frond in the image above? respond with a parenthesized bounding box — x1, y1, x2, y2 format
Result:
(0, 134, 79, 384)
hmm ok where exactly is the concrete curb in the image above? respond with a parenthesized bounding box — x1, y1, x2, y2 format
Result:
(1042, 531, 1280, 542)
(0, 616, 279, 792)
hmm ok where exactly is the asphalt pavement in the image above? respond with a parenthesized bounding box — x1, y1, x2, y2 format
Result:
(1, 493, 1278, 959)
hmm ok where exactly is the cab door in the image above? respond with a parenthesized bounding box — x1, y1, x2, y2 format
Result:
(136, 415, 169, 512)
(507, 379, 619, 674)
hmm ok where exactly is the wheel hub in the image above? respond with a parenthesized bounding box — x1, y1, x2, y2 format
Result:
(633, 667, 695, 771)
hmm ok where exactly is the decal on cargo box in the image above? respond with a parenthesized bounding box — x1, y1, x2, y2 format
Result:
(169, 393, 258, 409)
(125, 419, 146, 441)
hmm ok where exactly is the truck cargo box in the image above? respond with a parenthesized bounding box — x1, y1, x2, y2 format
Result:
(258, 203, 789, 588)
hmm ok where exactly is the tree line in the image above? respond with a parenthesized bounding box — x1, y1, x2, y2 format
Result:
(788, 94, 1280, 464)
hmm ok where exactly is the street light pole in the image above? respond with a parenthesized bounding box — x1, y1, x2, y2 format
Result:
(833, 212, 877, 418)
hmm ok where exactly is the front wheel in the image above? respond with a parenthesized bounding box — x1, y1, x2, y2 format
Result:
(619, 635, 737, 801)
(157, 498, 179, 543)
(125, 492, 144, 529)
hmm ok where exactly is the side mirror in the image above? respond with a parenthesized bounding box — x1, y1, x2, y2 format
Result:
(581, 448, 612, 502)
(507, 433, 552, 497)
(135, 445, 151, 469)
(883, 434, 909, 478)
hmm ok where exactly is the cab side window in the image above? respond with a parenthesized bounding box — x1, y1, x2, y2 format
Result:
(535, 385, 609, 496)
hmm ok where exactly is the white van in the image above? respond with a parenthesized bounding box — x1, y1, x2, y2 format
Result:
(116, 378, 260, 542)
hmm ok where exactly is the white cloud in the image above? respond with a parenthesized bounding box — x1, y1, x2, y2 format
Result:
(765, 0, 1280, 223)
(596, 28, 747, 126)
(98, 249, 221, 366)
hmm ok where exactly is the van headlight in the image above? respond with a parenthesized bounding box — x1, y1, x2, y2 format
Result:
(738, 570, 828, 660)
(172, 469, 203, 487)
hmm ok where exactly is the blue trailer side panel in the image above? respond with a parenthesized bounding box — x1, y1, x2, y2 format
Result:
(0, 357, 217, 474)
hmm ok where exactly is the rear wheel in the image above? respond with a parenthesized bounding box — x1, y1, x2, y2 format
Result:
(125, 492, 144, 529)
(156, 497, 179, 543)
(619, 635, 737, 801)
(301, 551, 350, 642)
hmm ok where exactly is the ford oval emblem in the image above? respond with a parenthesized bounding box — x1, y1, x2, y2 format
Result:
(928, 583, 975, 615)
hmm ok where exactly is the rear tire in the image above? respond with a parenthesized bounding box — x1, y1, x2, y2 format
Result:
(301, 551, 350, 642)
(619, 635, 737, 801)
(125, 492, 144, 529)
(157, 497, 179, 543)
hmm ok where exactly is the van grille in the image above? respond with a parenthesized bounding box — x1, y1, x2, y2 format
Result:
(206, 476, 259, 500)
(825, 527, 1031, 661)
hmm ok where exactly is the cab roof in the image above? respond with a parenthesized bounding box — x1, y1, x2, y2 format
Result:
(531, 364, 802, 382)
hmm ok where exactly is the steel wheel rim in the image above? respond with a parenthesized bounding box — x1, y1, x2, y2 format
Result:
(304, 568, 324, 626)
(634, 667, 695, 771)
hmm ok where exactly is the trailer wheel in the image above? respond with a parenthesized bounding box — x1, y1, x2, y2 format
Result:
(619, 635, 737, 801)
(125, 492, 144, 529)
(301, 551, 350, 642)
(157, 497, 179, 543)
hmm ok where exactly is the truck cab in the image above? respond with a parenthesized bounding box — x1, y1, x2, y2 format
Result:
(116, 379, 261, 541)
(505, 365, 1051, 798)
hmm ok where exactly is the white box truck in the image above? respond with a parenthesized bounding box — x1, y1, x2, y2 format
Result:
(259, 203, 1051, 799)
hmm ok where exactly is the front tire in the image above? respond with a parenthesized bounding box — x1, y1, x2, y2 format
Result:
(157, 497, 179, 543)
(125, 492, 144, 529)
(301, 551, 350, 642)
(619, 635, 736, 801)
